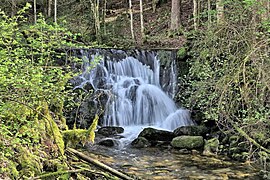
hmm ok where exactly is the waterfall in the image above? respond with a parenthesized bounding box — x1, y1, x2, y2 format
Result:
(74, 49, 193, 137)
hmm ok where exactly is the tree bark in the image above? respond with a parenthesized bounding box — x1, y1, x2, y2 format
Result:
(139, 0, 145, 41)
(193, 0, 198, 30)
(103, 0, 107, 35)
(170, 0, 181, 30)
(11, 0, 16, 17)
(34, 0, 37, 24)
(216, 0, 224, 24)
(48, 0, 52, 17)
(54, 0, 57, 24)
(207, 0, 211, 26)
(90, 0, 101, 43)
(129, 0, 135, 40)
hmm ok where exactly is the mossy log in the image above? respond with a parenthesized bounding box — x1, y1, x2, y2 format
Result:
(30, 169, 85, 179)
(67, 148, 134, 180)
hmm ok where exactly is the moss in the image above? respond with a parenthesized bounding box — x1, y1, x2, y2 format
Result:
(0, 156, 19, 178)
(63, 114, 99, 147)
(62, 129, 88, 147)
(177, 47, 187, 60)
(42, 102, 65, 156)
(17, 146, 42, 178)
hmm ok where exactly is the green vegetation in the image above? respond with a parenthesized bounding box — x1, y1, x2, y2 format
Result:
(0, 4, 98, 179)
(0, 0, 269, 178)
(180, 0, 270, 170)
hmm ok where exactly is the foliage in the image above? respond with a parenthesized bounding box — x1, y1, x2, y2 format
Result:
(0, 4, 85, 178)
(181, 0, 270, 167)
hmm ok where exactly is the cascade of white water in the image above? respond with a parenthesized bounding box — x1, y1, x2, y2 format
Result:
(76, 50, 193, 133)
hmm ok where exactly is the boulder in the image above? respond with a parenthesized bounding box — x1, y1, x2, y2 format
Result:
(171, 136, 204, 149)
(173, 125, 209, 137)
(138, 127, 175, 142)
(98, 139, 117, 147)
(97, 126, 124, 137)
(131, 137, 151, 148)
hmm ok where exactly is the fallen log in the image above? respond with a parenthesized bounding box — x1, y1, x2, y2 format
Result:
(67, 147, 134, 180)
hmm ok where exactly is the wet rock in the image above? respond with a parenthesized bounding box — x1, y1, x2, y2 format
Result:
(131, 137, 151, 148)
(138, 127, 175, 142)
(178, 149, 191, 154)
(98, 138, 116, 147)
(171, 136, 204, 150)
(97, 126, 124, 137)
(173, 125, 209, 137)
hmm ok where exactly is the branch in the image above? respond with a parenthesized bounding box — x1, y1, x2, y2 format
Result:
(30, 169, 85, 179)
(67, 148, 134, 180)
(231, 123, 270, 154)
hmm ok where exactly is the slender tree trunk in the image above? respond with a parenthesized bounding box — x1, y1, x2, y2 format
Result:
(90, 0, 101, 43)
(54, 0, 57, 24)
(96, 0, 100, 42)
(198, 0, 201, 26)
(129, 0, 135, 40)
(208, 0, 211, 25)
(216, 0, 224, 24)
(139, 0, 145, 41)
(193, 0, 198, 30)
(170, 0, 181, 30)
(11, 0, 16, 17)
(48, 0, 52, 17)
(103, 0, 107, 35)
(34, 0, 37, 24)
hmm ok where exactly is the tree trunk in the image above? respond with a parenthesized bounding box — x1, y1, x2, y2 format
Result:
(198, 0, 201, 26)
(193, 0, 198, 30)
(90, 0, 101, 43)
(207, 0, 211, 26)
(139, 0, 145, 41)
(34, 0, 37, 24)
(216, 0, 224, 24)
(129, 0, 135, 40)
(103, 0, 107, 35)
(11, 0, 16, 17)
(48, 0, 52, 17)
(54, 0, 57, 24)
(170, 0, 181, 30)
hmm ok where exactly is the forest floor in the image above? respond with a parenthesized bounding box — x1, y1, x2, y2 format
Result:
(103, 0, 193, 49)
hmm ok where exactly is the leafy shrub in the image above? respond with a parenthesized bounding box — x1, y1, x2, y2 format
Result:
(0, 4, 81, 178)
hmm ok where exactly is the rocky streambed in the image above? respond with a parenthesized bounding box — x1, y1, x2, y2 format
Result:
(82, 125, 262, 179)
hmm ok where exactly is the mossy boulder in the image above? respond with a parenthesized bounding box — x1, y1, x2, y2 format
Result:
(138, 127, 175, 142)
(171, 136, 204, 149)
(173, 125, 209, 137)
(131, 137, 151, 148)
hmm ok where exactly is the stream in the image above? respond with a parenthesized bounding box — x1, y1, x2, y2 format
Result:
(73, 49, 261, 179)
(86, 143, 260, 180)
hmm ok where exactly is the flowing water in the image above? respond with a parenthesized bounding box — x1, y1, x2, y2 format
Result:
(75, 49, 193, 143)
